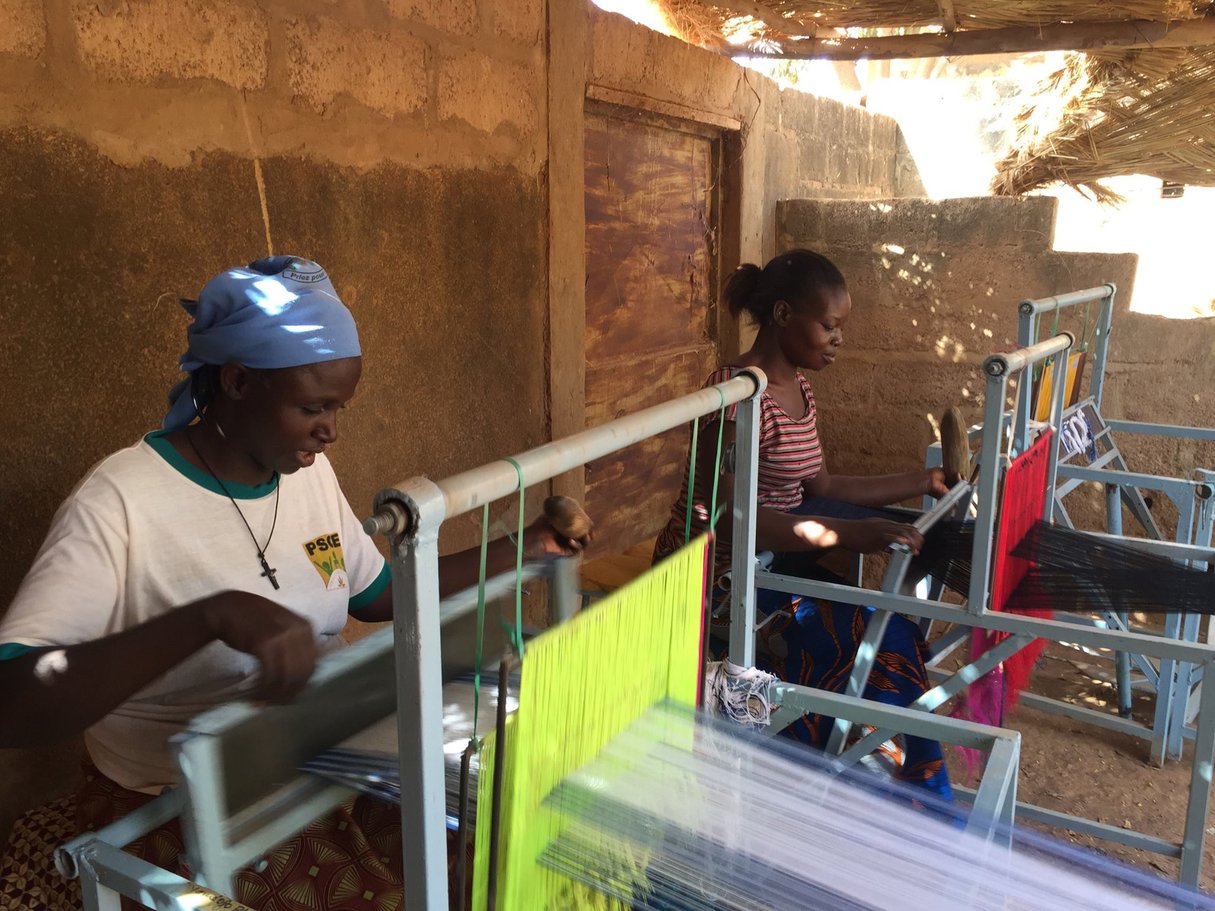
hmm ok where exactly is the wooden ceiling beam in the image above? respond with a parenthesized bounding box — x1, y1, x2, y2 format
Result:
(936, 0, 957, 32)
(750, 16, 1215, 60)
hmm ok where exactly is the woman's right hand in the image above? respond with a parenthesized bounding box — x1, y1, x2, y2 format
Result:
(834, 518, 925, 555)
(0, 590, 321, 749)
(197, 591, 318, 703)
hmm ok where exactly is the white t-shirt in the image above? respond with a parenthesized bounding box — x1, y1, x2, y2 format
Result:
(0, 431, 389, 792)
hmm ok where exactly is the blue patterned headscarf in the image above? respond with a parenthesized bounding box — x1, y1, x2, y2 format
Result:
(163, 256, 361, 431)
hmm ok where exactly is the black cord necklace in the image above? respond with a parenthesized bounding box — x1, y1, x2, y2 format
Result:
(186, 427, 282, 590)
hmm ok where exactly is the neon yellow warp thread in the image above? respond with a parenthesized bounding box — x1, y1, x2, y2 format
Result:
(473, 535, 709, 910)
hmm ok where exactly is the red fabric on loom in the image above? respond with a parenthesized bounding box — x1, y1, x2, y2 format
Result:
(986, 429, 1055, 709)
(951, 431, 1054, 775)
(697, 534, 714, 708)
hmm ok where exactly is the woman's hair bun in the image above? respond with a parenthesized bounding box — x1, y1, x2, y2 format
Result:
(722, 249, 846, 327)
(723, 263, 765, 320)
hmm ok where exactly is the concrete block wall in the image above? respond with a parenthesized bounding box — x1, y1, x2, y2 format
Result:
(0, 0, 551, 848)
(586, 9, 924, 282)
(777, 197, 1126, 474)
(763, 87, 925, 203)
(0, 0, 545, 169)
(1093, 305, 1215, 489)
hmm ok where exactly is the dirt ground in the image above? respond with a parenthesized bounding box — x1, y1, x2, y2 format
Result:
(971, 636, 1215, 892)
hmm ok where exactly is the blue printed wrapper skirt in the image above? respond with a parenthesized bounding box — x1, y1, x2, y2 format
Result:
(714, 497, 953, 802)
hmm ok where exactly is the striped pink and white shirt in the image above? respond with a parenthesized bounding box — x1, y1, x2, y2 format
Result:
(654, 365, 824, 583)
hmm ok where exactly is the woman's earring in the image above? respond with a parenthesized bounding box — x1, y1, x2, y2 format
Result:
(190, 390, 226, 438)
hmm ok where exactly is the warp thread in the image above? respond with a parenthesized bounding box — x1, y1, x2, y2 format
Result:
(949, 430, 1053, 775)
(473, 535, 709, 910)
(542, 704, 1215, 911)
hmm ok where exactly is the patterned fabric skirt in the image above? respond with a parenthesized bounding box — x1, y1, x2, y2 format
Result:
(0, 792, 79, 911)
(2, 761, 474, 911)
(750, 583, 953, 800)
(717, 498, 955, 802)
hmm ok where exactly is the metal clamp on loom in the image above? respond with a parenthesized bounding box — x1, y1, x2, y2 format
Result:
(714, 549, 772, 600)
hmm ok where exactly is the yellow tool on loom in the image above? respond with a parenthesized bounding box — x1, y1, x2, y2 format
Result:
(472, 535, 709, 910)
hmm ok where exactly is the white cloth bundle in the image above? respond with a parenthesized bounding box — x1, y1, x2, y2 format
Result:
(703, 659, 778, 728)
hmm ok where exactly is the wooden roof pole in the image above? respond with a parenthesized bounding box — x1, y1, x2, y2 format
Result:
(757, 16, 1215, 60)
(936, 0, 958, 33)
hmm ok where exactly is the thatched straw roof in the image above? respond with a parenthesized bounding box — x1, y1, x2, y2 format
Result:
(654, 1, 1215, 197)
(992, 46, 1215, 199)
(657, 1, 1205, 49)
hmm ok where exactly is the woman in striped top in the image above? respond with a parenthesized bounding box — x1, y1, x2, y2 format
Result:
(653, 248, 954, 799)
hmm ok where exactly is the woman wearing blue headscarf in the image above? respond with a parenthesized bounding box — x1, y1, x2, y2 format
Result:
(0, 256, 586, 909)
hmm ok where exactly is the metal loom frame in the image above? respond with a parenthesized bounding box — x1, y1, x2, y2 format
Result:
(768, 325, 1215, 886)
(1015, 285, 1215, 766)
(63, 368, 1026, 910)
(923, 286, 1215, 765)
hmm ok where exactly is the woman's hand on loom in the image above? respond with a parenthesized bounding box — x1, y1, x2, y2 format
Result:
(197, 591, 319, 703)
(524, 497, 594, 558)
(924, 466, 953, 498)
(522, 516, 592, 559)
(834, 518, 925, 555)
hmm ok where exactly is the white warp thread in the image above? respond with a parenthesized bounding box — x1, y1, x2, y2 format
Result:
(543, 704, 1214, 911)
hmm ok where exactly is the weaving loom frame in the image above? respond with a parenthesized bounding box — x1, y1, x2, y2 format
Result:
(56, 790, 258, 911)
(765, 681, 1022, 841)
(1015, 285, 1215, 765)
(756, 323, 1215, 886)
(367, 371, 769, 909)
(758, 570, 1215, 882)
(54, 559, 563, 908)
(65, 371, 1028, 910)
(76, 841, 253, 911)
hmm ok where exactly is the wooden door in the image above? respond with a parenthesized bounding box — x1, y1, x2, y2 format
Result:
(583, 108, 720, 557)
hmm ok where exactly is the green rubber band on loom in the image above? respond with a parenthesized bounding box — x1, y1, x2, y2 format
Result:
(504, 457, 526, 658)
(1079, 299, 1092, 353)
(709, 391, 727, 527)
(471, 502, 491, 744)
(683, 416, 700, 545)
